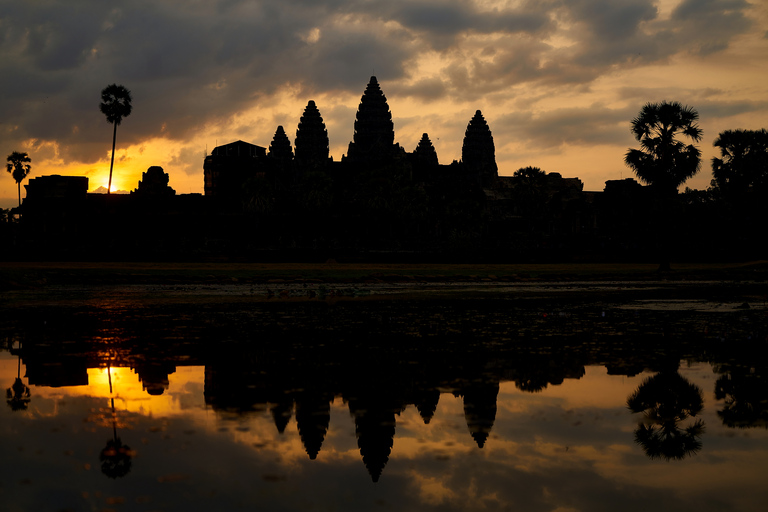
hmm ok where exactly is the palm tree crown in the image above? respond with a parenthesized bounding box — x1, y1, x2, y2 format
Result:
(100, 84, 132, 125)
(625, 101, 703, 192)
(6, 151, 32, 206)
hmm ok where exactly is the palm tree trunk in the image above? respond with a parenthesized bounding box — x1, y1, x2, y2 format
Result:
(17, 182, 21, 207)
(108, 121, 117, 195)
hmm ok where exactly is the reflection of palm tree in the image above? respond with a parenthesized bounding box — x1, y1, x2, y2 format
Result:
(6, 346, 30, 411)
(715, 366, 768, 429)
(627, 371, 705, 460)
(100, 366, 133, 478)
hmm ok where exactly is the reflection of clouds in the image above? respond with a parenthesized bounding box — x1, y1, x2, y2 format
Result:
(3, 358, 768, 510)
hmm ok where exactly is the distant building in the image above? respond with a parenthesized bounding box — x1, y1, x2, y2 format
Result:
(132, 166, 176, 196)
(203, 140, 266, 200)
(24, 175, 89, 201)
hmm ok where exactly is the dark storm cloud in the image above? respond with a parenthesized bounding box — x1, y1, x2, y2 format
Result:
(0, 0, 757, 165)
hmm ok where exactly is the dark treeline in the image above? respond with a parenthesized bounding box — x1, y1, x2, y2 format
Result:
(3, 78, 767, 263)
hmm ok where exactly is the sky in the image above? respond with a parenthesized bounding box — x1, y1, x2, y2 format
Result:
(1, 0, 767, 207)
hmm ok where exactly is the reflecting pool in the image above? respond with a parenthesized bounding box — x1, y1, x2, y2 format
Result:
(2, 288, 767, 511)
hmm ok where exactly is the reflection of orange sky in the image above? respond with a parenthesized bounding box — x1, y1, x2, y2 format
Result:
(3, 354, 768, 509)
(28, 366, 207, 419)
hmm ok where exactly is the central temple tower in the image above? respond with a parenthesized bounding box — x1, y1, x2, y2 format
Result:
(346, 76, 396, 166)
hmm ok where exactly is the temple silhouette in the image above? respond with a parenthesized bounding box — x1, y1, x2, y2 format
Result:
(8, 75, 767, 261)
(8, 75, 713, 262)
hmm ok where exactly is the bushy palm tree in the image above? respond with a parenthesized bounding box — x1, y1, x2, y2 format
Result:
(6, 151, 32, 206)
(100, 84, 132, 195)
(624, 101, 702, 270)
(625, 101, 703, 192)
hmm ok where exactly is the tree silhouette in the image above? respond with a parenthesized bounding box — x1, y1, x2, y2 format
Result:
(6, 151, 32, 207)
(627, 371, 705, 460)
(625, 102, 703, 192)
(624, 101, 702, 270)
(6, 341, 30, 411)
(100, 84, 133, 195)
(714, 365, 768, 429)
(711, 128, 768, 202)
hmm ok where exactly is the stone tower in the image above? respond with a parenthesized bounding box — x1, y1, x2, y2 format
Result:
(413, 133, 439, 167)
(294, 100, 330, 173)
(346, 76, 395, 166)
(461, 110, 498, 187)
(268, 125, 294, 174)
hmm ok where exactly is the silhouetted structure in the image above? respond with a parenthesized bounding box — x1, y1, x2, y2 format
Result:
(10, 75, 767, 262)
(268, 125, 294, 176)
(345, 76, 397, 166)
(462, 110, 498, 187)
(294, 100, 330, 174)
(204, 140, 266, 201)
(132, 166, 176, 196)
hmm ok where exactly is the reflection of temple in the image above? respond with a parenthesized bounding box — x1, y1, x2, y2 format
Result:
(295, 392, 332, 460)
(460, 381, 500, 448)
(8, 297, 763, 480)
(348, 395, 403, 482)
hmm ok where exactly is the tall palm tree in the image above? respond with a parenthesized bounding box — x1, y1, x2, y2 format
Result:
(624, 101, 702, 270)
(99, 84, 132, 195)
(5, 151, 32, 206)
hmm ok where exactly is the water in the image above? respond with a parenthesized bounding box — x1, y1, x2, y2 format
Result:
(2, 289, 767, 511)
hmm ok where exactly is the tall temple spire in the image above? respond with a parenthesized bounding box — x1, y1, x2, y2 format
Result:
(295, 100, 330, 173)
(295, 394, 332, 460)
(346, 76, 395, 165)
(461, 110, 498, 187)
(462, 381, 499, 448)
